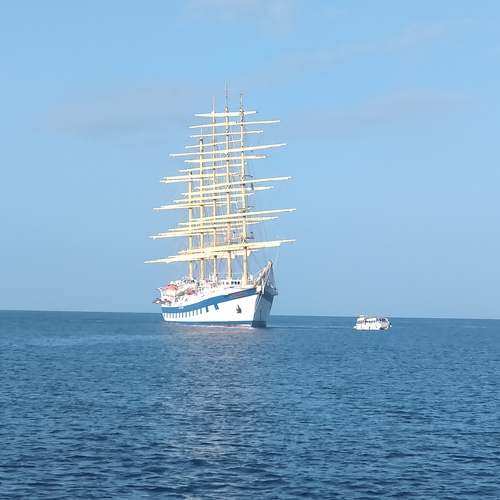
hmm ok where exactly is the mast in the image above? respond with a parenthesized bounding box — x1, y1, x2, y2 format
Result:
(197, 137, 205, 280)
(187, 168, 194, 279)
(239, 92, 249, 284)
(224, 86, 232, 280)
(210, 98, 217, 280)
(146, 92, 296, 278)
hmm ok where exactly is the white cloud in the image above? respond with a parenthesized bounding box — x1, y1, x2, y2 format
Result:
(347, 90, 469, 121)
(181, 0, 299, 36)
(42, 85, 204, 137)
(289, 90, 472, 139)
(232, 17, 477, 91)
(386, 18, 477, 49)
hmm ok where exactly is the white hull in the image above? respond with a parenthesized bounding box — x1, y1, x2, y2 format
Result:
(160, 283, 275, 327)
(354, 316, 391, 331)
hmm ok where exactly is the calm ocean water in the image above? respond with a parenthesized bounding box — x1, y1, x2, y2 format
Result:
(1, 312, 499, 499)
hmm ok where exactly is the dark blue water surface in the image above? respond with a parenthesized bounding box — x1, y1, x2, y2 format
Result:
(1, 312, 499, 499)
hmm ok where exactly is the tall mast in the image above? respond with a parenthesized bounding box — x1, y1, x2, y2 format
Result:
(210, 97, 217, 279)
(187, 169, 194, 279)
(146, 92, 296, 275)
(224, 86, 232, 280)
(239, 92, 249, 284)
(198, 137, 205, 280)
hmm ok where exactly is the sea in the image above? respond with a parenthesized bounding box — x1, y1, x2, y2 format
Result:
(1, 312, 499, 499)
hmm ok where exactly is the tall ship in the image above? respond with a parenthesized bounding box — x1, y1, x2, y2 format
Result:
(146, 91, 295, 327)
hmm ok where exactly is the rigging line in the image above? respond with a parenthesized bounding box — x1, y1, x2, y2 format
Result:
(273, 245, 281, 271)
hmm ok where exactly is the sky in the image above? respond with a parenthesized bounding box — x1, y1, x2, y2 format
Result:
(1, 0, 500, 319)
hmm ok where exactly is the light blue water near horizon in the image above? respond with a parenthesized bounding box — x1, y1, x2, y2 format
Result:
(1, 311, 499, 499)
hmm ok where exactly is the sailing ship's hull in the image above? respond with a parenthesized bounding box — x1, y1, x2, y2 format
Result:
(160, 284, 275, 327)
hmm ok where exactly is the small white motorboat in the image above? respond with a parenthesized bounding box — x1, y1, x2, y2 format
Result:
(354, 315, 392, 331)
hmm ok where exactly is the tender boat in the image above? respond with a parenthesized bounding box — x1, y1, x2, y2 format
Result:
(354, 316, 392, 331)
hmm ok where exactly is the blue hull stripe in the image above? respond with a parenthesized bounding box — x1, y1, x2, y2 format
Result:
(161, 287, 257, 314)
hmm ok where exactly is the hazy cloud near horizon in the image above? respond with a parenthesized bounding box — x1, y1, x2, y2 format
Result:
(41, 84, 471, 142)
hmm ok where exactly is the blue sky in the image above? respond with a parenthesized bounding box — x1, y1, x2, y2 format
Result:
(1, 0, 500, 318)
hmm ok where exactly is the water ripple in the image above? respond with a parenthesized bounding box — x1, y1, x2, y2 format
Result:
(1, 312, 500, 498)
